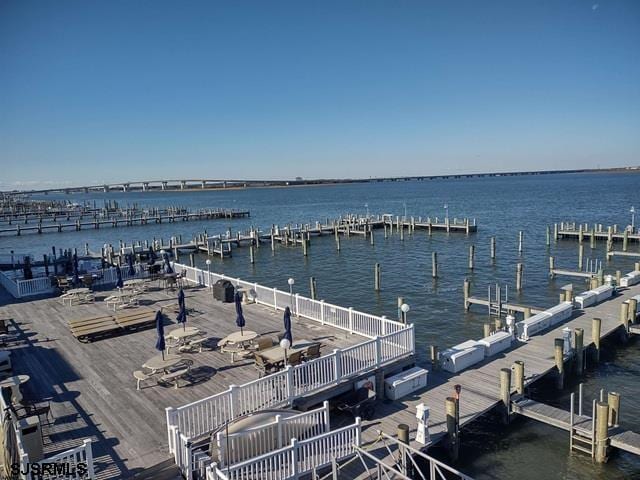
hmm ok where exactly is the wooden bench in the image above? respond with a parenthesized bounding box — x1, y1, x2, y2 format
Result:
(68, 315, 113, 328)
(70, 319, 120, 342)
(160, 367, 189, 389)
(114, 308, 155, 330)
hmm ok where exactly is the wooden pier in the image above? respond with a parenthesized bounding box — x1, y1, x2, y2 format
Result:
(0, 209, 250, 236)
(353, 282, 640, 475)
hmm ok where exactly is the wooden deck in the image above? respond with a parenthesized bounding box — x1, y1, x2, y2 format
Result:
(350, 282, 640, 478)
(0, 284, 368, 479)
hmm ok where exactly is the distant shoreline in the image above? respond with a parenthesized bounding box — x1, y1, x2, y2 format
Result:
(3, 165, 639, 195)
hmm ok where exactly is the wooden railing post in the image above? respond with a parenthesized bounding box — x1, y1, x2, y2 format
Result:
(375, 337, 382, 367)
(320, 300, 325, 325)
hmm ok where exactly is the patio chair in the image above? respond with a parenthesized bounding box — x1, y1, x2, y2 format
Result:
(81, 275, 94, 289)
(254, 355, 275, 378)
(252, 337, 274, 352)
(56, 277, 70, 293)
(165, 276, 177, 293)
(0, 319, 8, 335)
(288, 351, 303, 367)
(304, 343, 321, 361)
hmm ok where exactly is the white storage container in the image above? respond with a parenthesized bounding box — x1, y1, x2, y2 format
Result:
(516, 312, 552, 340)
(575, 290, 597, 308)
(384, 367, 428, 400)
(546, 302, 573, 326)
(478, 331, 513, 356)
(620, 271, 640, 287)
(592, 285, 614, 303)
(440, 340, 485, 373)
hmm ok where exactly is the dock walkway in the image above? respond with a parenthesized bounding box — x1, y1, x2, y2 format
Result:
(352, 283, 640, 477)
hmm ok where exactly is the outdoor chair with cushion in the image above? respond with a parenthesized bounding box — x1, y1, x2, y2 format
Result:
(252, 337, 274, 352)
(303, 343, 321, 361)
(56, 277, 70, 294)
(254, 355, 277, 378)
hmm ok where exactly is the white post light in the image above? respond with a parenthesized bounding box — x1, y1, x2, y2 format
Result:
(280, 338, 291, 367)
(400, 303, 410, 324)
(206, 258, 212, 290)
(288, 277, 295, 311)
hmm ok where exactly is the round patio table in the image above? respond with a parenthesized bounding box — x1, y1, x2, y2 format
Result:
(143, 354, 184, 373)
(227, 330, 258, 344)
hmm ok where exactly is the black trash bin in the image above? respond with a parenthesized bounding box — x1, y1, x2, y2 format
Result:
(213, 279, 235, 302)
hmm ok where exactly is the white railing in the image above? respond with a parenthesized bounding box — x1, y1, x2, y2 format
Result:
(173, 263, 406, 338)
(207, 419, 361, 480)
(17, 276, 55, 297)
(216, 402, 330, 468)
(167, 263, 414, 477)
(0, 269, 20, 297)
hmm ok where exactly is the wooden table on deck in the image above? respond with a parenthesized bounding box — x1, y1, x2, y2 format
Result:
(258, 339, 314, 364)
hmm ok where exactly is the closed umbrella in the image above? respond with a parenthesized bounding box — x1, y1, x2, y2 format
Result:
(155, 311, 166, 360)
(163, 252, 173, 274)
(127, 253, 135, 277)
(115, 265, 123, 289)
(235, 291, 245, 335)
(177, 288, 187, 330)
(283, 306, 292, 343)
(72, 253, 79, 285)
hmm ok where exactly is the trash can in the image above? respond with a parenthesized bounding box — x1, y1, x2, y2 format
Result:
(213, 279, 235, 302)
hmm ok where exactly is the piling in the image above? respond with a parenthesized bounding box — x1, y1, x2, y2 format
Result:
(574, 327, 584, 376)
(370, 229, 375, 246)
(397, 297, 404, 321)
(623, 229, 629, 252)
(514, 361, 525, 396)
(628, 298, 638, 324)
(546, 226, 550, 246)
(549, 256, 555, 278)
(518, 231, 523, 254)
(189, 253, 195, 268)
(490, 236, 496, 260)
(430, 346, 438, 370)
(620, 302, 630, 340)
(554, 338, 564, 389)
(616, 270, 621, 286)
(250, 245, 255, 264)
(468, 245, 475, 270)
(523, 307, 531, 319)
(500, 368, 512, 424)
(445, 397, 459, 461)
(578, 244, 584, 271)
(310, 277, 317, 300)
(592, 317, 602, 363)
(399, 224, 404, 241)
(608, 392, 620, 428)
(553, 223, 558, 241)
(483, 323, 491, 338)
(516, 263, 523, 291)
(463, 278, 470, 310)
(336, 235, 341, 251)
(578, 225, 584, 243)
(595, 401, 610, 463)
(397, 423, 409, 444)
(302, 238, 308, 256)
(495, 318, 503, 331)
(432, 252, 438, 278)
(374, 263, 381, 291)
(590, 229, 596, 249)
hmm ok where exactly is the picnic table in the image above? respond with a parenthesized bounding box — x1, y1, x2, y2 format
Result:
(60, 287, 94, 306)
(258, 339, 314, 364)
(227, 330, 258, 345)
(166, 327, 201, 351)
(143, 354, 184, 374)
(0, 374, 30, 403)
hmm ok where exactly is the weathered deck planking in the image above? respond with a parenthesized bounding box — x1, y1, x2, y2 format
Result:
(0, 284, 367, 479)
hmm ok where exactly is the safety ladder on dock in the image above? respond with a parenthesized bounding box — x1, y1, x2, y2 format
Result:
(487, 284, 508, 317)
(569, 385, 596, 457)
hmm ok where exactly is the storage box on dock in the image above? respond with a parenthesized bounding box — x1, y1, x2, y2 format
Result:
(440, 340, 485, 373)
(620, 271, 640, 287)
(592, 285, 614, 303)
(384, 367, 428, 400)
(546, 302, 573, 326)
(575, 290, 597, 309)
(516, 312, 552, 340)
(478, 331, 513, 357)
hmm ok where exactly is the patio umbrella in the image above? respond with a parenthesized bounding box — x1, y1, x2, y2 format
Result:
(177, 288, 187, 330)
(163, 252, 173, 274)
(235, 291, 245, 335)
(115, 265, 123, 289)
(155, 310, 166, 360)
(0, 408, 18, 476)
(72, 253, 80, 285)
(283, 306, 293, 343)
(127, 253, 136, 277)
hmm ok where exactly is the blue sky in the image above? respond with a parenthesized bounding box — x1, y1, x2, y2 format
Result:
(1, 1, 639, 188)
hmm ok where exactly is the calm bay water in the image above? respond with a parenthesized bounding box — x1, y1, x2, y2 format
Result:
(2, 172, 640, 478)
